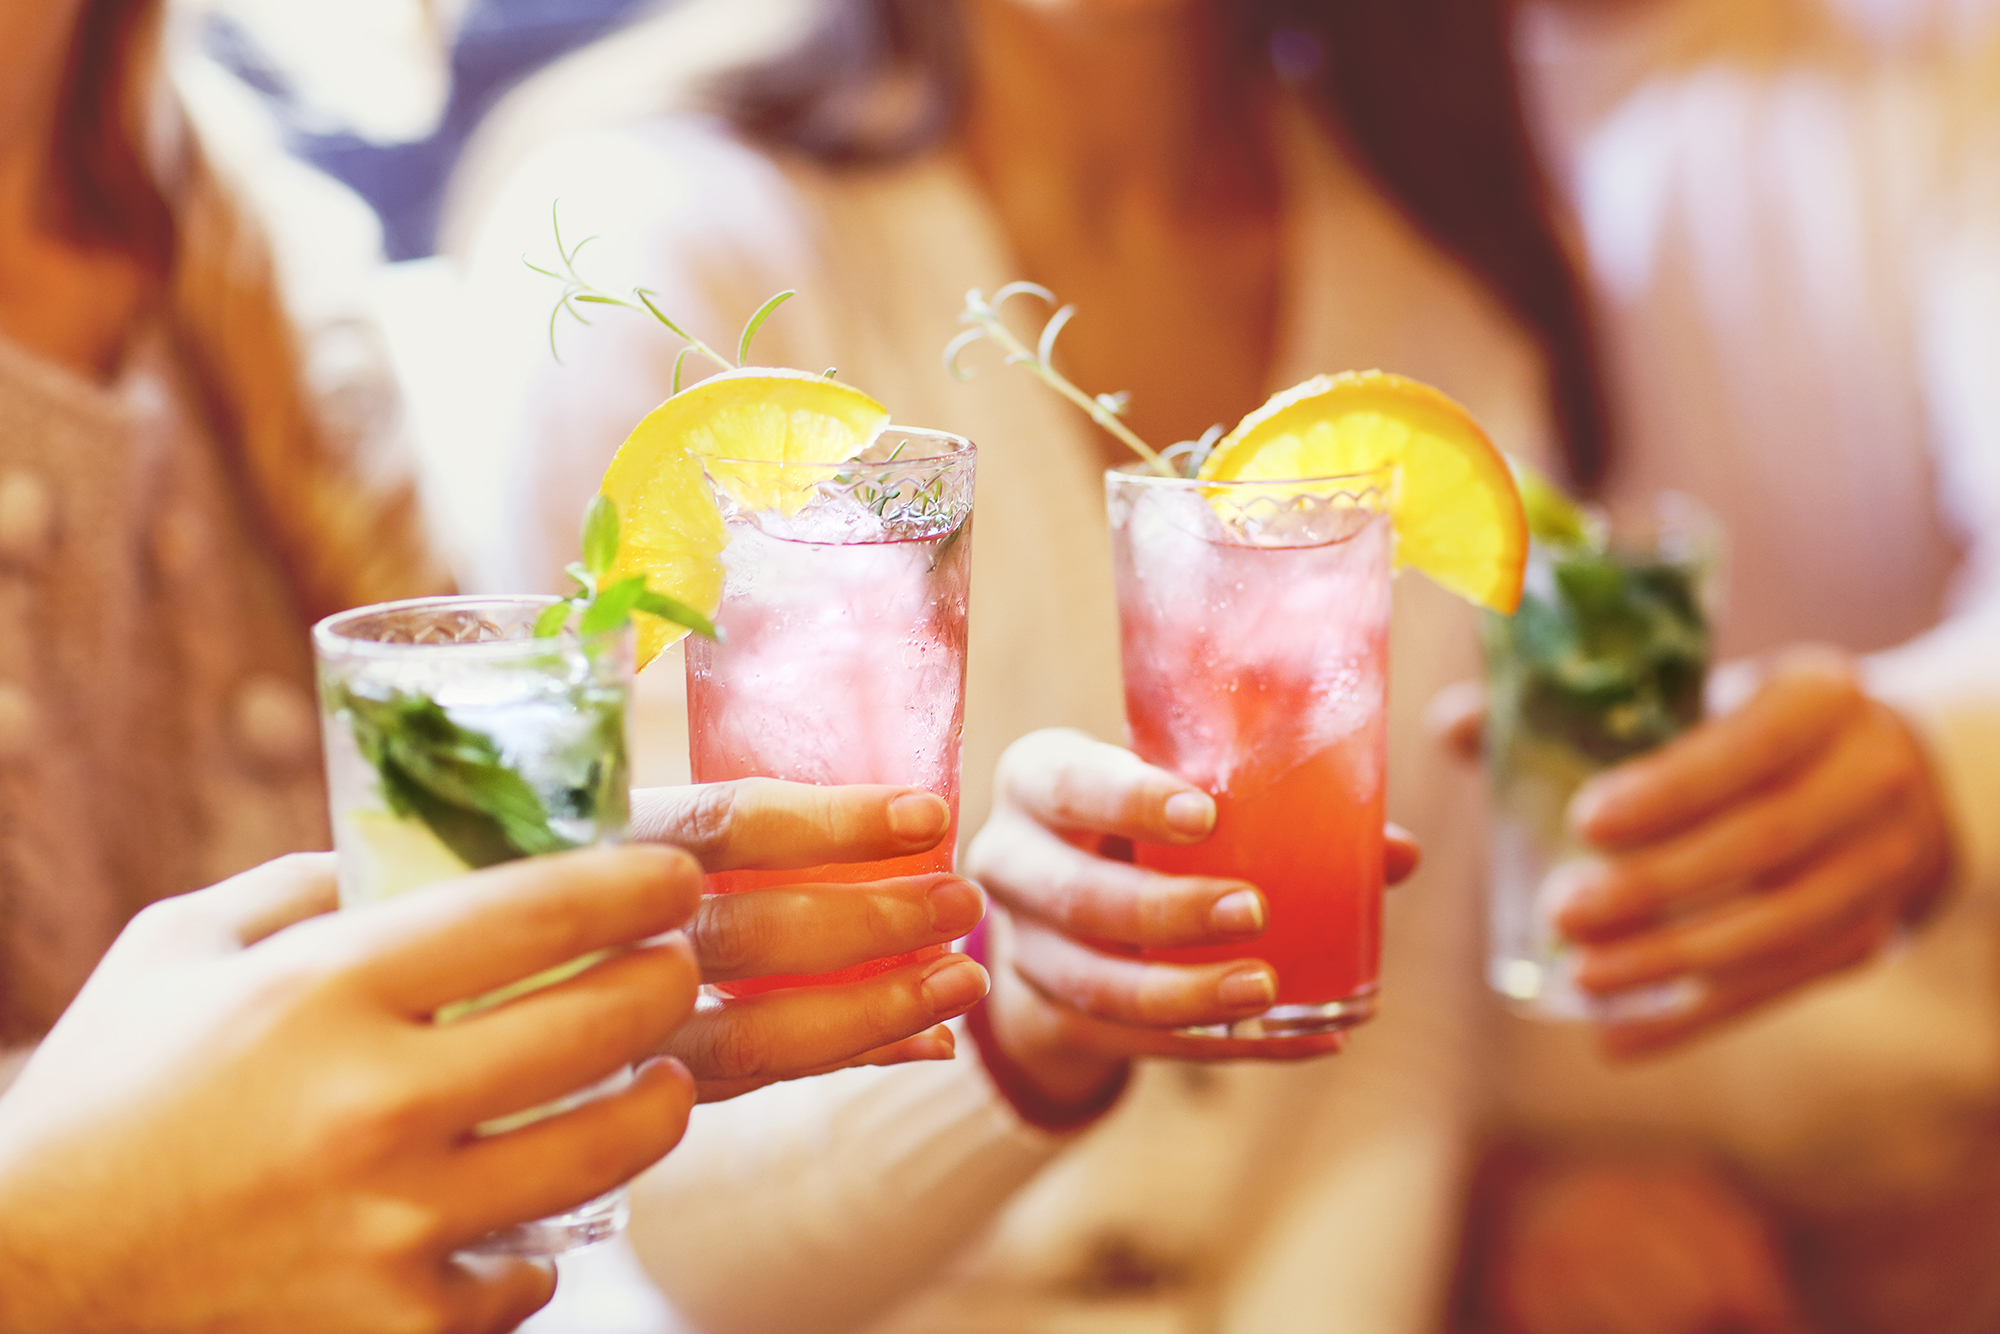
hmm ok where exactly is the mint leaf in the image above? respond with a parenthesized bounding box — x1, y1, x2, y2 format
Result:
(337, 689, 577, 867)
(581, 495, 620, 578)
(635, 588, 717, 639)
(533, 601, 574, 638)
(580, 574, 648, 637)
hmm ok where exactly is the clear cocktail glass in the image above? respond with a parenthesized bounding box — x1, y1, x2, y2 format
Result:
(686, 428, 975, 993)
(1108, 465, 1394, 1038)
(1482, 494, 1720, 1020)
(314, 595, 635, 1255)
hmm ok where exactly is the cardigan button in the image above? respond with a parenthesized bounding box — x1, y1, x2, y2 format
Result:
(0, 471, 56, 568)
(0, 684, 37, 760)
(232, 675, 321, 771)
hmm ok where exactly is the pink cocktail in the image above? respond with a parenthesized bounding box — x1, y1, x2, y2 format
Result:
(686, 429, 975, 993)
(1108, 467, 1392, 1037)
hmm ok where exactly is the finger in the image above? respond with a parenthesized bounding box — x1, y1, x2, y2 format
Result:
(1571, 648, 1863, 848)
(217, 853, 342, 945)
(423, 936, 700, 1127)
(1012, 981, 1345, 1062)
(114, 854, 340, 965)
(997, 729, 1217, 844)
(346, 846, 703, 1015)
(1010, 917, 1281, 1030)
(1559, 707, 1915, 938)
(689, 875, 985, 982)
(440, 1056, 695, 1244)
(1574, 807, 1922, 993)
(967, 807, 1263, 948)
(695, 1025, 957, 1103)
(438, 1255, 556, 1334)
(1424, 680, 1485, 763)
(666, 953, 989, 1085)
(1386, 824, 1420, 886)
(1598, 911, 1894, 1060)
(630, 780, 951, 872)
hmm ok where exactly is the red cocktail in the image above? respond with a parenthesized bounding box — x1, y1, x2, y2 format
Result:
(686, 428, 975, 994)
(1109, 467, 1392, 1035)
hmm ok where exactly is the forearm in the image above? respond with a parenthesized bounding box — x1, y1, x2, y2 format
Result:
(626, 1054, 1066, 1334)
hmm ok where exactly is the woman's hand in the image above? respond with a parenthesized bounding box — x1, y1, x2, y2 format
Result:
(632, 780, 990, 1101)
(1557, 649, 1951, 1055)
(0, 847, 703, 1334)
(963, 730, 1420, 1108)
(1480, 1154, 1811, 1334)
(1432, 648, 1955, 1056)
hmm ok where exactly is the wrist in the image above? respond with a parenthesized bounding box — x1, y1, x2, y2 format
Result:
(964, 921, 1129, 1131)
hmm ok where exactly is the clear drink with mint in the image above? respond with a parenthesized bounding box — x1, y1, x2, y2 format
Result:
(313, 594, 634, 1255)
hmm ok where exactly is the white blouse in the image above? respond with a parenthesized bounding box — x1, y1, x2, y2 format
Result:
(462, 104, 1548, 1334)
(1493, 0, 2000, 1203)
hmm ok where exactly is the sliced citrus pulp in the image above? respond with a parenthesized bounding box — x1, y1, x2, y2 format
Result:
(1198, 370, 1528, 613)
(599, 367, 890, 668)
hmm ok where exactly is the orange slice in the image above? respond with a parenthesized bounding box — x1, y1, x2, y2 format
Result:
(1199, 370, 1527, 612)
(598, 368, 889, 667)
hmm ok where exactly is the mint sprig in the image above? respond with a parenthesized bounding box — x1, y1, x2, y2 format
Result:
(534, 495, 718, 642)
(529, 202, 795, 390)
(946, 284, 1183, 477)
(338, 689, 576, 868)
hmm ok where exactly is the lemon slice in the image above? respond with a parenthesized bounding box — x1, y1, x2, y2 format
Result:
(599, 367, 890, 667)
(342, 810, 472, 905)
(1199, 370, 1528, 612)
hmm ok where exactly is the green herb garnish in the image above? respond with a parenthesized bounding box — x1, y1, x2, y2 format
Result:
(529, 202, 795, 392)
(336, 689, 578, 869)
(533, 495, 718, 642)
(947, 284, 1185, 477)
(1485, 465, 1710, 766)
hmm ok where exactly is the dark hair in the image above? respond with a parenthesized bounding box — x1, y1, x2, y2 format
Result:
(716, 0, 1612, 492)
(45, 0, 176, 279)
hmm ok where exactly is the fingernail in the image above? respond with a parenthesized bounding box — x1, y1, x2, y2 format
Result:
(1218, 965, 1276, 1010)
(1210, 889, 1265, 936)
(1567, 779, 1616, 838)
(1540, 859, 1612, 932)
(926, 878, 985, 936)
(920, 958, 989, 1017)
(1164, 791, 1215, 839)
(889, 792, 950, 843)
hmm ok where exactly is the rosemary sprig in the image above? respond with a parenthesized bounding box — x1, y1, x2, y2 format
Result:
(946, 284, 1179, 477)
(528, 202, 795, 388)
(534, 496, 718, 642)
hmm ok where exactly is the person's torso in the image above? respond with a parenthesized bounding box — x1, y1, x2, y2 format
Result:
(0, 328, 328, 1043)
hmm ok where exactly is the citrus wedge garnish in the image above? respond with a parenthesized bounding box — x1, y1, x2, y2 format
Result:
(598, 367, 890, 667)
(1199, 370, 1527, 612)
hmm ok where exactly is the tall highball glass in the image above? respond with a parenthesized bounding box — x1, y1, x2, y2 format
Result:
(1108, 465, 1394, 1038)
(686, 428, 975, 994)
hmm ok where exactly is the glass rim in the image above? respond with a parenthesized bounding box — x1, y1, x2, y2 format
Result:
(1105, 460, 1394, 495)
(313, 594, 628, 662)
(701, 424, 975, 471)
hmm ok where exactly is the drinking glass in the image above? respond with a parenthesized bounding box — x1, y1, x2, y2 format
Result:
(685, 428, 975, 994)
(314, 595, 634, 1255)
(1482, 494, 1721, 1019)
(1108, 465, 1394, 1038)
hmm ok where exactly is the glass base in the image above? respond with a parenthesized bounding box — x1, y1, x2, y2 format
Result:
(1174, 989, 1378, 1040)
(1489, 954, 1703, 1024)
(462, 1185, 629, 1258)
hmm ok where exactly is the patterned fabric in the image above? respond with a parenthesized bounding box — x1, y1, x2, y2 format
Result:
(0, 329, 327, 1043)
